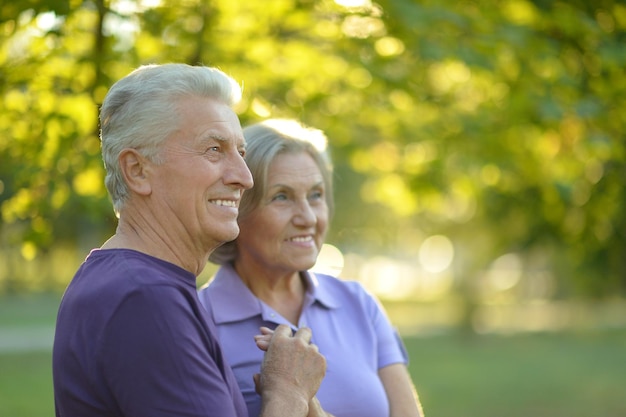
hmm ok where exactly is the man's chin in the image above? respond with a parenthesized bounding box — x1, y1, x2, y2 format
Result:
(218, 225, 240, 244)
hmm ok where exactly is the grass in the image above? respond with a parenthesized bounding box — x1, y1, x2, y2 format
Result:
(406, 329, 626, 417)
(0, 293, 60, 327)
(0, 351, 53, 417)
(1, 293, 625, 417)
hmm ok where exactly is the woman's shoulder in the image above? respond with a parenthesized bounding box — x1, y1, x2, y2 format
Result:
(312, 271, 373, 298)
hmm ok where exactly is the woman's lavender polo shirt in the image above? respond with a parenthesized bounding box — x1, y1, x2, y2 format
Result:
(198, 263, 408, 417)
(53, 249, 247, 417)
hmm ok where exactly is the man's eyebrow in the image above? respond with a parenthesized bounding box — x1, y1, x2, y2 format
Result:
(201, 133, 246, 147)
(201, 133, 228, 142)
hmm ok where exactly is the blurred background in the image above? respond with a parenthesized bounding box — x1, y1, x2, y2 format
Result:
(1, 0, 625, 416)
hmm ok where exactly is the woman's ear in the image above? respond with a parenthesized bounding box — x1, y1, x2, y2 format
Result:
(118, 148, 152, 196)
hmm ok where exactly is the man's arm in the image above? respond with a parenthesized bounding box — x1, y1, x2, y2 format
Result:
(306, 396, 336, 417)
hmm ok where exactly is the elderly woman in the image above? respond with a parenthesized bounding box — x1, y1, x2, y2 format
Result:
(198, 119, 424, 417)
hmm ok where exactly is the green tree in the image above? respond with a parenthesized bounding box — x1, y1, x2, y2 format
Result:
(1, 0, 624, 307)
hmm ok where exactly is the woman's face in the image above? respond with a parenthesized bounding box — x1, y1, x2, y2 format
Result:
(236, 151, 329, 276)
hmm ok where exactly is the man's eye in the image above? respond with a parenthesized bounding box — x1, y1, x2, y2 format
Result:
(204, 146, 221, 156)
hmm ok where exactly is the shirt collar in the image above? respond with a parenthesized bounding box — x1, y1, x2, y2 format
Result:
(205, 263, 340, 325)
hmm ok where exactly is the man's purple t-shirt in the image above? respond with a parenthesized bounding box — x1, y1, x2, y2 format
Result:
(53, 249, 248, 417)
(198, 263, 409, 417)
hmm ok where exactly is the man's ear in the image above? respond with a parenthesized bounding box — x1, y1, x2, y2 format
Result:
(118, 148, 152, 196)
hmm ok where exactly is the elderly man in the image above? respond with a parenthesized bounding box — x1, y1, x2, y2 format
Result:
(53, 64, 326, 417)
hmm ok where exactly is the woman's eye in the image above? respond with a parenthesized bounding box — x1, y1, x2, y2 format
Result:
(271, 193, 288, 202)
(310, 190, 323, 200)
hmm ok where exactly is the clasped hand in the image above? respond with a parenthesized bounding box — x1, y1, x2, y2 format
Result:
(254, 325, 327, 415)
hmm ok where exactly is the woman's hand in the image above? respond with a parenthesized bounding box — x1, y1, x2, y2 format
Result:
(254, 326, 274, 352)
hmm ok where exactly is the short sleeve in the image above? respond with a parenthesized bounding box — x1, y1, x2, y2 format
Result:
(364, 288, 409, 368)
(100, 285, 241, 417)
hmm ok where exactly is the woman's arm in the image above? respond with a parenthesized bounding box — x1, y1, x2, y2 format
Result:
(379, 363, 425, 417)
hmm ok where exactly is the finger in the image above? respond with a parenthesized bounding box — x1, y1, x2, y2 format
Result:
(293, 326, 313, 344)
(272, 324, 292, 338)
(253, 373, 261, 395)
(254, 334, 271, 351)
(259, 326, 274, 335)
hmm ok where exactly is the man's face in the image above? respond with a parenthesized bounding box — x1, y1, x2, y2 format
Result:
(148, 96, 253, 251)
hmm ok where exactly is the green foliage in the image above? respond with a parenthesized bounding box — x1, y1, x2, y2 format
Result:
(0, 0, 624, 300)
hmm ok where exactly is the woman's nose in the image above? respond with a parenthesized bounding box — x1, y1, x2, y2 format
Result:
(293, 200, 316, 226)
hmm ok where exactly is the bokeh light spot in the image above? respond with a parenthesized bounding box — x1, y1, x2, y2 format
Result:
(419, 235, 454, 273)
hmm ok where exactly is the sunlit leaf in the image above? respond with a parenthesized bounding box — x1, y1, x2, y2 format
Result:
(0, 0, 623, 300)
(72, 166, 104, 197)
